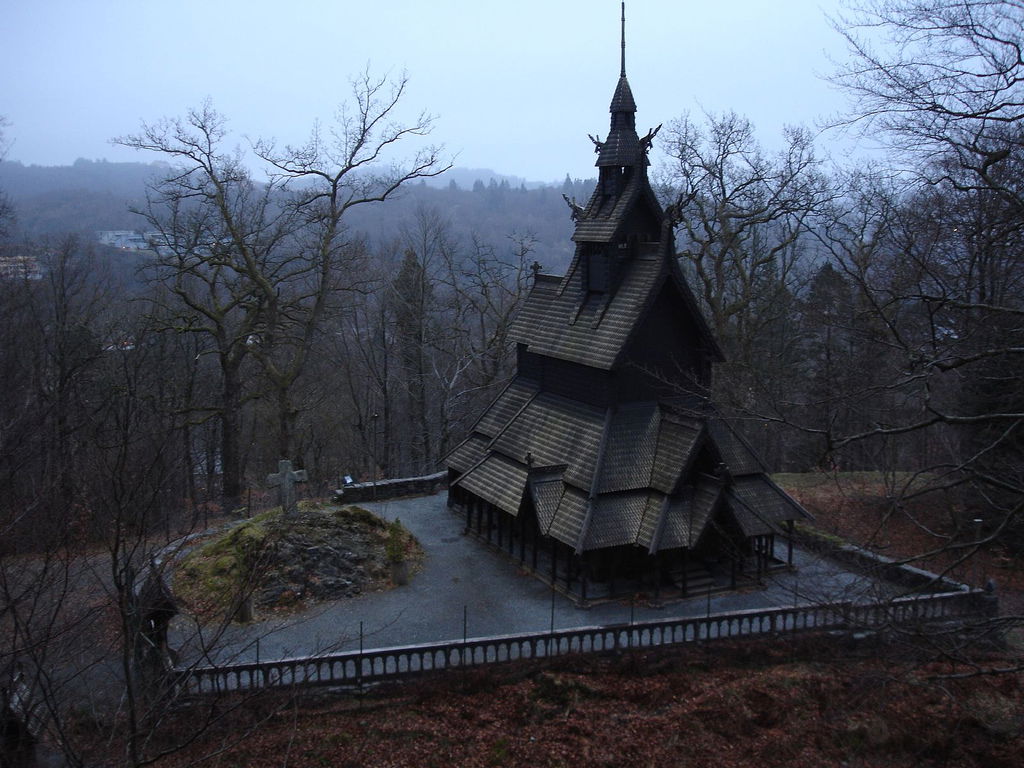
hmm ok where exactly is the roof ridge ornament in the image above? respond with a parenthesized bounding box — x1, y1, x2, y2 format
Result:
(640, 123, 662, 154)
(562, 193, 585, 221)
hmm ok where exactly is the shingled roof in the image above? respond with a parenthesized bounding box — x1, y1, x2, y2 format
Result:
(509, 252, 662, 369)
(572, 166, 650, 242)
(596, 78, 642, 167)
(509, 249, 723, 370)
(448, 397, 804, 553)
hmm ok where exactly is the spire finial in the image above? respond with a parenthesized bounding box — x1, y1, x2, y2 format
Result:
(620, 2, 627, 77)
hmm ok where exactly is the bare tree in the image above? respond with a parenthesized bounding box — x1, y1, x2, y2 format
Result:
(832, 0, 1024, 201)
(659, 112, 834, 464)
(332, 252, 399, 480)
(828, 1, 1024, 535)
(760, 168, 921, 469)
(118, 72, 446, 503)
(0, 240, 237, 766)
(0, 238, 117, 545)
(437, 230, 534, 453)
(250, 70, 448, 463)
(662, 113, 831, 352)
(321, 212, 532, 482)
(117, 103, 285, 509)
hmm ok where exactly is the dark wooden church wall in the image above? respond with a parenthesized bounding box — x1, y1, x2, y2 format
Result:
(518, 349, 615, 407)
(622, 204, 660, 245)
(620, 285, 709, 401)
(516, 343, 543, 381)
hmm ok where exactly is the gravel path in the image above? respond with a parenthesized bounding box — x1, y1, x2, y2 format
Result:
(172, 492, 893, 664)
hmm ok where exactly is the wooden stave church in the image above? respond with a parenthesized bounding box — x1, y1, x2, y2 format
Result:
(445, 23, 808, 604)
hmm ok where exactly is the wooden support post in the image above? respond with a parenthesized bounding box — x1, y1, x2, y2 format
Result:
(496, 510, 503, 548)
(519, 514, 526, 563)
(486, 504, 493, 544)
(787, 521, 794, 567)
(608, 549, 616, 595)
(532, 526, 539, 571)
(581, 553, 588, 603)
(681, 548, 689, 596)
(551, 539, 558, 584)
(653, 553, 661, 601)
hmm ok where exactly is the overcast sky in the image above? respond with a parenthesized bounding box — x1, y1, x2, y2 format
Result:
(2, 0, 850, 183)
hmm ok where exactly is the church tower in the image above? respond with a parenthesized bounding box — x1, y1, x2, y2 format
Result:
(446, 6, 807, 604)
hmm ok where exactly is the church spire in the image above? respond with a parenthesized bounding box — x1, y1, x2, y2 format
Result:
(596, 3, 639, 167)
(620, 2, 626, 78)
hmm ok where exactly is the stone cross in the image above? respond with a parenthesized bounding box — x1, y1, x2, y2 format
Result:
(267, 459, 307, 518)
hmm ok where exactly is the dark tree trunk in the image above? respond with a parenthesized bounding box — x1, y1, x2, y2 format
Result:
(276, 386, 294, 463)
(220, 365, 242, 510)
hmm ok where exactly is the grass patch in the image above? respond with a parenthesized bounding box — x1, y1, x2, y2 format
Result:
(773, 470, 937, 496)
(792, 520, 848, 548)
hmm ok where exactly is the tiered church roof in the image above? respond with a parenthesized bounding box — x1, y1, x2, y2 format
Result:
(446, 6, 807, 565)
(450, 380, 802, 554)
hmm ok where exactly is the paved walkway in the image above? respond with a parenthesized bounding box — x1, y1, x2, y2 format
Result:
(175, 493, 899, 665)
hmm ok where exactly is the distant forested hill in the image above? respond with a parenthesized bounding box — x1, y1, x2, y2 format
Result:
(0, 159, 594, 272)
(0, 159, 163, 236)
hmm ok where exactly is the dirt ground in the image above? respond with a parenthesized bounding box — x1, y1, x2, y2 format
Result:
(123, 637, 1023, 768)
(776, 472, 1024, 616)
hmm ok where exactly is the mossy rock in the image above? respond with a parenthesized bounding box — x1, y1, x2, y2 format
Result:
(174, 504, 422, 622)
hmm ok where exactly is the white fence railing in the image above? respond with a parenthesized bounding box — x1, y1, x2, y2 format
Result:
(173, 588, 996, 695)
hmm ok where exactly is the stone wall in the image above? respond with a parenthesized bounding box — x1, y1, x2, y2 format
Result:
(333, 471, 447, 504)
(794, 525, 970, 593)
